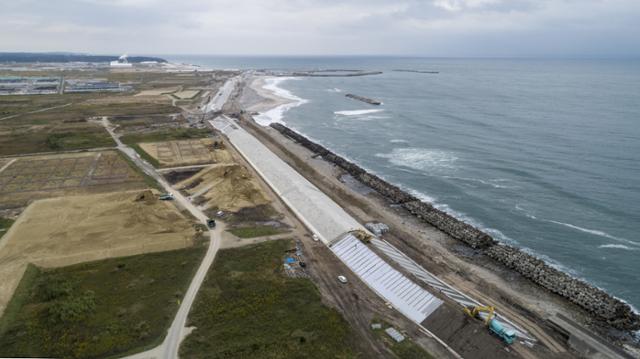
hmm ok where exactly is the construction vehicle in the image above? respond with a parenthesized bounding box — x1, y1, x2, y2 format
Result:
(350, 229, 372, 244)
(464, 305, 516, 344)
(159, 193, 174, 201)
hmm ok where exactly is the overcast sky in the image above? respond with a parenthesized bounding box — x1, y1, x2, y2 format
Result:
(2, 0, 639, 57)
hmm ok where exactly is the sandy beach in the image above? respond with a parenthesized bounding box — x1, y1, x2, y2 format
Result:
(237, 76, 306, 125)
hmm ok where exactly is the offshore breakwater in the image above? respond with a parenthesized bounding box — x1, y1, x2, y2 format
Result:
(269, 122, 640, 331)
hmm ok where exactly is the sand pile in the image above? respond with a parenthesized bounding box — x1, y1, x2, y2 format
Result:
(178, 164, 269, 212)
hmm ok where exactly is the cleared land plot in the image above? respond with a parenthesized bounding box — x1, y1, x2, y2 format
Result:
(0, 247, 205, 359)
(120, 128, 214, 168)
(0, 190, 197, 316)
(134, 86, 180, 97)
(173, 90, 200, 99)
(177, 164, 270, 212)
(180, 239, 361, 358)
(139, 138, 231, 167)
(0, 151, 146, 206)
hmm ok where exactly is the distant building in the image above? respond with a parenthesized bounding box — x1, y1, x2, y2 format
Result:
(110, 54, 133, 68)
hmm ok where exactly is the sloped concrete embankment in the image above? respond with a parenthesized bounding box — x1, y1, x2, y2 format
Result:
(269, 122, 640, 331)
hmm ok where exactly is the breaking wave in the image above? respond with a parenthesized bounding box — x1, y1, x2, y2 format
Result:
(547, 220, 640, 248)
(376, 147, 458, 172)
(334, 109, 384, 116)
(254, 77, 308, 126)
(599, 244, 638, 251)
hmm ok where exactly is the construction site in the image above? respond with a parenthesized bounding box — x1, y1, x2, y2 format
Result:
(0, 62, 637, 359)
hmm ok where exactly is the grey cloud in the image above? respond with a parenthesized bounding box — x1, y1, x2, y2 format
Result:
(0, 0, 638, 57)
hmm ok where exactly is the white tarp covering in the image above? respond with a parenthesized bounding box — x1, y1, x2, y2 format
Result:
(332, 234, 443, 323)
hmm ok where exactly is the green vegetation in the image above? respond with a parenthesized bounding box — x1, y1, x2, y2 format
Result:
(228, 225, 287, 238)
(116, 151, 162, 191)
(120, 128, 211, 145)
(223, 204, 283, 225)
(0, 265, 39, 336)
(129, 143, 161, 168)
(0, 125, 115, 156)
(180, 239, 360, 358)
(45, 130, 115, 151)
(371, 321, 434, 359)
(0, 247, 205, 359)
(0, 217, 14, 239)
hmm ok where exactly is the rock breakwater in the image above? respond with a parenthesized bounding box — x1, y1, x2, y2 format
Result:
(345, 94, 382, 105)
(269, 122, 640, 331)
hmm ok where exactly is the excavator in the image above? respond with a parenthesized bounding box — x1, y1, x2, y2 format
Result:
(464, 305, 516, 344)
(350, 229, 372, 244)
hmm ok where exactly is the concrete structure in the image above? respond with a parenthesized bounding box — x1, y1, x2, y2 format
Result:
(0, 76, 60, 95)
(211, 116, 364, 245)
(211, 115, 443, 323)
(110, 54, 133, 68)
(64, 79, 128, 93)
(385, 327, 406, 343)
(332, 233, 443, 323)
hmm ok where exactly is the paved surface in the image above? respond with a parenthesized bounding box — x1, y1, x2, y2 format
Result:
(332, 233, 443, 323)
(205, 76, 238, 113)
(211, 116, 364, 244)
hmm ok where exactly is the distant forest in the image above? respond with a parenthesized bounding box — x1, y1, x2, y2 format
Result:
(0, 52, 167, 63)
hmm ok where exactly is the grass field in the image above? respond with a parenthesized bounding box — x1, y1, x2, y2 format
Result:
(0, 217, 14, 239)
(120, 128, 212, 145)
(0, 124, 115, 156)
(180, 239, 360, 358)
(228, 225, 287, 238)
(0, 247, 205, 359)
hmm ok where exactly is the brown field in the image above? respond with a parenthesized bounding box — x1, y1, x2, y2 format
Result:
(139, 138, 232, 167)
(0, 190, 198, 316)
(172, 90, 200, 99)
(0, 151, 146, 207)
(177, 164, 270, 212)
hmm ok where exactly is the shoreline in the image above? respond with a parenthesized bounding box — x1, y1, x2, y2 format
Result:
(240, 76, 307, 126)
(240, 76, 640, 332)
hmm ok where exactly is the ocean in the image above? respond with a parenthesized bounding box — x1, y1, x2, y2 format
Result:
(166, 55, 640, 310)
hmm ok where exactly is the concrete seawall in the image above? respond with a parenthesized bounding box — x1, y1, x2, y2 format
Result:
(269, 122, 640, 331)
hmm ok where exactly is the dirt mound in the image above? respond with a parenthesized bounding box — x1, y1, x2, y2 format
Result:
(134, 189, 157, 204)
(178, 164, 269, 212)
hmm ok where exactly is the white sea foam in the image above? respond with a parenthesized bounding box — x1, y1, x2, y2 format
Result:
(376, 147, 458, 172)
(598, 244, 638, 251)
(254, 77, 308, 126)
(547, 220, 640, 247)
(327, 88, 342, 93)
(334, 109, 384, 116)
(515, 204, 538, 219)
(442, 175, 514, 189)
(390, 139, 408, 144)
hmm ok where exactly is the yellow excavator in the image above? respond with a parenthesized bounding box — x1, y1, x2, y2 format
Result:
(464, 305, 516, 344)
(350, 229, 372, 244)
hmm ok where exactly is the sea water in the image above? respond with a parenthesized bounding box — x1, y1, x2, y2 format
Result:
(167, 56, 640, 310)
